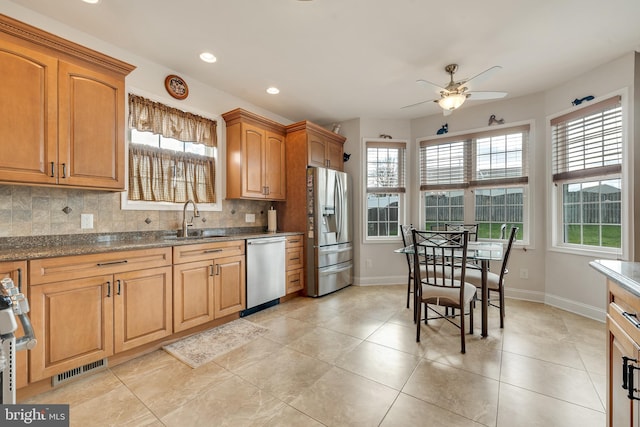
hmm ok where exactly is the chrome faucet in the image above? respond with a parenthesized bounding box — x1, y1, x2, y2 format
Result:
(182, 199, 200, 237)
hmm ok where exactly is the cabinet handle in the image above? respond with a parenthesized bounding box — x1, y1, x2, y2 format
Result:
(106, 281, 111, 298)
(61, 163, 66, 178)
(117, 279, 121, 295)
(50, 162, 55, 177)
(209, 265, 214, 276)
(204, 249, 224, 254)
(266, 186, 270, 195)
(17, 268, 22, 293)
(217, 264, 221, 275)
(290, 279, 300, 283)
(628, 364, 640, 401)
(622, 311, 640, 329)
(97, 260, 128, 267)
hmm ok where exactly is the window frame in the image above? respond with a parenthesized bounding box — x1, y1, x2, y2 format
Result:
(363, 138, 408, 243)
(548, 91, 629, 257)
(418, 121, 532, 244)
(121, 92, 223, 212)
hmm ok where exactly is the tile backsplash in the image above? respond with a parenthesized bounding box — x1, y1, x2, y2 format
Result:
(0, 185, 272, 237)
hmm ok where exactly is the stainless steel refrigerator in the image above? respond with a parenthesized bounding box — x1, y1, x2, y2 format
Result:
(305, 167, 353, 297)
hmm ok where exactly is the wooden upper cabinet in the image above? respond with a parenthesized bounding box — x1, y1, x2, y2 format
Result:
(0, 14, 134, 191)
(0, 37, 57, 185)
(222, 108, 286, 200)
(58, 61, 125, 189)
(286, 121, 346, 172)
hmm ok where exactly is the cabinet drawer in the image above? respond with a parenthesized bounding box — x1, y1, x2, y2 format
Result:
(609, 280, 640, 345)
(173, 240, 245, 264)
(286, 234, 304, 248)
(286, 247, 304, 270)
(286, 269, 304, 294)
(29, 247, 172, 285)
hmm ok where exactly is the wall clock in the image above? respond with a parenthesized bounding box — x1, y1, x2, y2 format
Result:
(165, 74, 189, 100)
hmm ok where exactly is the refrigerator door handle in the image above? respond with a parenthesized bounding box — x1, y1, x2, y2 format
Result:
(336, 176, 343, 242)
(319, 263, 353, 275)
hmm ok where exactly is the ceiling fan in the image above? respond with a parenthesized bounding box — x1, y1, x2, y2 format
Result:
(403, 64, 508, 115)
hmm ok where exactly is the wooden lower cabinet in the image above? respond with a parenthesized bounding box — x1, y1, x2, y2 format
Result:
(607, 279, 640, 427)
(214, 255, 245, 318)
(113, 267, 172, 353)
(173, 241, 246, 332)
(0, 261, 29, 388)
(28, 248, 172, 382)
(30, 274, 114, 382)
(285, 234, 304, 294)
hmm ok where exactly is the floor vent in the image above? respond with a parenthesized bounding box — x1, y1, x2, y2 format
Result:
(52, 358, 108, 387)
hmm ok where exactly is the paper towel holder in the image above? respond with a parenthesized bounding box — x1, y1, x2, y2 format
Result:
(267, 206, 277, 233)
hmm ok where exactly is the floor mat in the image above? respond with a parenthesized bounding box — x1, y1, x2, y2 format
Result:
(163, 318, 269, 368)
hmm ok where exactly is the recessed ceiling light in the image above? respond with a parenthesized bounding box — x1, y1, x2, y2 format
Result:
(82, 0, 100, 4)
(266, 87, 280, 95)
(199, 52, 217, 63)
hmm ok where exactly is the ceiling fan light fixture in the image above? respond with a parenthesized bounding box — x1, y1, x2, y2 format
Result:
(437, 93, 467, 111)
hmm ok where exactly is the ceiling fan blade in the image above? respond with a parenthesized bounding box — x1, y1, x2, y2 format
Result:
(400, 99, 437, 109)
(467, 91, 508, 100)
(460, 65, 502, 88)
(416, 79, 448, 93)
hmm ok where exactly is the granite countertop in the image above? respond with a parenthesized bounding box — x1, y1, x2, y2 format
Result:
(0, 229, 304, 262)
(589, 259, 640, 297)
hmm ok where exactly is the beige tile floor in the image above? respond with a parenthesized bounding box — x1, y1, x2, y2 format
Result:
(25, 285, 606, 426)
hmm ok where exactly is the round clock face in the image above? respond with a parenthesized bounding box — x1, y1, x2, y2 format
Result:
(165, 75, 189, 100)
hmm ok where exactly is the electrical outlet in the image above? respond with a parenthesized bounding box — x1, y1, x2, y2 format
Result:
(519, 268, 529, 279)
(81, 213, 94, 229)
(245, 213, 255, 223)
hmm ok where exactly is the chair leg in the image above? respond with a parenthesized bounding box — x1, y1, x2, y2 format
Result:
(499, 287, 505, 328)
(406, 274, 411, 309)
(459, 305, 466, 354)
(416, 301, 422, 342)
(469, 300, 474, 335)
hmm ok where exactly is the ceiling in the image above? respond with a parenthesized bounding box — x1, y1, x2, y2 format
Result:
(7, 0, 640, 125)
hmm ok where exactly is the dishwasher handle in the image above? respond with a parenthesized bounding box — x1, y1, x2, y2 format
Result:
(247, 237, 286, 245)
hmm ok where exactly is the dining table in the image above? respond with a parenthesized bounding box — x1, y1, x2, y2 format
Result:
(394, 241, 504, 337)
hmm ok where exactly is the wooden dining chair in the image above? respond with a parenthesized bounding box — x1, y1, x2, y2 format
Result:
(411, 229, 476, 353)
(454, 226, 518, 328)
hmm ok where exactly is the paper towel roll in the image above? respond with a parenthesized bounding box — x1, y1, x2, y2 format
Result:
(267, 209, 277, 232)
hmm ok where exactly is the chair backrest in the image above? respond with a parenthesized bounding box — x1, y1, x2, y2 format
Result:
(411, 229, 469, 289)
(445, 223, 478, 241)
(400, 224, 414, 270)
(498, 226, 519, 284)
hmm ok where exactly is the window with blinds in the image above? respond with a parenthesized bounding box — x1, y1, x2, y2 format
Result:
(551, 96, 622, 182)
(419, 125, 529, 191)
(419, 125, 529, 240)
(550, 95, 623, 250)
(365, 140, 406, 239)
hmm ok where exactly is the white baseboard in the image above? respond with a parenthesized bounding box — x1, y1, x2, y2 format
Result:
(504, 288, 545, 303)
(544, 293, 606, 323)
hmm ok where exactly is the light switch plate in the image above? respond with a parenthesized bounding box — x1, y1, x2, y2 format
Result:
(245, 213, 255, 223)
(81, 213, 94, 229)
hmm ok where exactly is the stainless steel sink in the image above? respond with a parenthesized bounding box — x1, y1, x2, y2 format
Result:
(164, 229, 227, 240)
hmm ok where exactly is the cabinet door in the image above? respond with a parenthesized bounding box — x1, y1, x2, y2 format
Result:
(114, 267, 172, 353)
(241, 122, 267, 198)
(264, 131, 286, 200)
(326, 139, 344, 171)
(29, 275, 114, 382)
(214, 255, 245, 318)
(308, 133, 327, 168)
(58, 60, 125, 190)
(608, 315, 639, 427)
(0, 261, 28, 388)
(0, 38, 57, 185)
(173, 260, 215, 332)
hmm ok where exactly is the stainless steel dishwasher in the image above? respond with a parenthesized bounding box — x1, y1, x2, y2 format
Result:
(243, 236, 286, 315)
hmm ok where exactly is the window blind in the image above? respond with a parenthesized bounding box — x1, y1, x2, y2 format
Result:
(419, 124, 529, 191)
(366, 141, 406, 193)
(551, 96, 622, 182)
